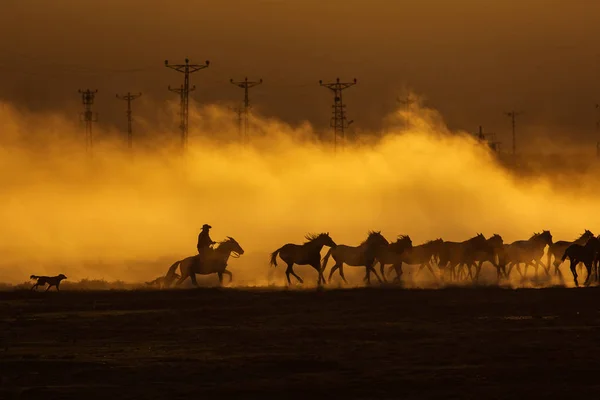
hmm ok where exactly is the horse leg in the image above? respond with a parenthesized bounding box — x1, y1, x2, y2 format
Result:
(189, 273, 198, 287)
(338, 265, 348, 284)
(425, 262, 438, 280)
(310, 261, 324, 285)
(570, 260, 579, 287)
(175, 273, 187, 286)
(583, 262, 593, 286)
(369, 265, 383, 283)
(379, 261, 388, 282)
(217, 272, 223, 286)
(392, 263, 403, 282)
(223, 270, 233, 284)
(288, 266, 304, 284)
(285, 263, 293, 285)
(328, 262, 341, 283)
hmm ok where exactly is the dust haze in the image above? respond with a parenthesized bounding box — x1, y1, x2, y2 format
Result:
(1, 97, 599, 286)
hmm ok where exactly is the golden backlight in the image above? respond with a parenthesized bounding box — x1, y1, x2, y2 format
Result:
(0, 99, 598, 286)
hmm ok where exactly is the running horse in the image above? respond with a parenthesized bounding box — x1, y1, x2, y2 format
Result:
(379, 238, 441, 282)
(502, 231, 553, 279)
(164, 237, 245, 287)
(437, 234, 488, 281)
(546, 230, 594, 277)
(561, 236, 600, 287)
(469, 234, 505, 283)
(322, 231, 392, 284)
(270, 232, 337, 285)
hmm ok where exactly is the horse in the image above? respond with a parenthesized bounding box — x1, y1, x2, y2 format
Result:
(502, 231, 553, 279)
(322, 231, 391, 284)
(164, 237, 244, 287)
(437, 234, 488, 282)
(546, 230, 594, 277)
(270, 232, 336, 285)
(469, 234, 505, 283)
(379, 238, 442, 282)
(561, 236, 600, 287)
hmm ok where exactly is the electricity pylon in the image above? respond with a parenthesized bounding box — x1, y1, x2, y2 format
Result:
(319, 78, 357, 152)
(116, 92, 141, 150)
(230, 77, 262, 143)
(165, 58, 210, 150)
(78, 89, 98, 156)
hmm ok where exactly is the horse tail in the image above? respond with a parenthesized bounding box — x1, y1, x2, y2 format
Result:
(270, 247, 283, 267)
(165, 261, 181, 283)
(547, 244, 553, 268)
(321, 247, 334, 272)
(561, 248, 570, 262)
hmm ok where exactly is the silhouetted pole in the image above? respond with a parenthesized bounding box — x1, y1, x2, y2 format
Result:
(116, 92, 141, 150)
(397, 94, 415, 128)
(165, 58, 210, 151)
(475, 126, 500, 152)
(230, 77, 263, 143)
(505, 111, 522, 156)
(228, 105, 243, 139)
(319, 78, 357, 152)
(78, 89, 98, 156)
(596, 104, 600, 158)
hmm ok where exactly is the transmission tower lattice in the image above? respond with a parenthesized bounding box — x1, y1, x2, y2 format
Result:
(78, 89, 98, 155)
(116, 92, 141, 150)
(319, 77, 357, 151)
(165, 58, 210, 150)
(505, 110, 522, 156)
(230, 77, 262, 143)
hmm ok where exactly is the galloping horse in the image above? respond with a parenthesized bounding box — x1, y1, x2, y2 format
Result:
(546, 230, 594, 277)
(561, 236, 600, 287)
(270, 232, 336, 285)
(437, 234, 488, 281)
(379, 238, 441, 282)
(164, 237, 245, 287)
(322, 231, 391, 284)
(470, 234, 505, 283)
(503, 231, 553, 278)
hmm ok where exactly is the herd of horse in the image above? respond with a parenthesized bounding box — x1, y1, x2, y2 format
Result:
(156, 229, 600, 288)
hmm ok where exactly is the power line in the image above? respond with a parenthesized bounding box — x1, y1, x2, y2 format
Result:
(78, 89, 98, 156)
(165, 58, 210, 151)
(505, 110, 522, 156)
(116, 92, 142, 150)
(319, 77, 357, 152)
(230, 77, 263, 143)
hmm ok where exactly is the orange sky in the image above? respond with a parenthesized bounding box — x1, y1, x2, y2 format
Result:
(1, 0, 600, 150)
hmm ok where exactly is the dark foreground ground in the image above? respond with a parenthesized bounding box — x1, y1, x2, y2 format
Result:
(1, 287, 600, 399)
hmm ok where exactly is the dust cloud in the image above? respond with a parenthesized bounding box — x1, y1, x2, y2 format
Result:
(0, 97, 599, 287)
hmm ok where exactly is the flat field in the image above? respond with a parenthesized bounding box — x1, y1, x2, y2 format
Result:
(1, 287, 600, 399)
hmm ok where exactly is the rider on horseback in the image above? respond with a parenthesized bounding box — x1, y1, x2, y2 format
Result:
(197, 224, 216, 259)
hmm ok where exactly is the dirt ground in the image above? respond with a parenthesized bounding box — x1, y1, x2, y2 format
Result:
(1, 286, 600, 399)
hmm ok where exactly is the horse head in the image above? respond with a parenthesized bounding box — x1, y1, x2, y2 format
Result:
(392, 235, 413, 253)
(488, 234, 504, 248)
(314, 232, 336, 248)
(365, 231, 389, 248)
(218, 236, 245, 258)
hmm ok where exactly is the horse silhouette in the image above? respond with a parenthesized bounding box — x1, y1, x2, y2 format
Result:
(321, 231, 393, 284)
(378, 237, 439, 282)
(270, 232, 336, 285)
(469, 234, 505, 283)
(547, 230, 594, 277)
(164, 237, 244, 287)
(562, 236, 600, 287)
(503, 231, 552, 279)
(437, 234, 488, 281)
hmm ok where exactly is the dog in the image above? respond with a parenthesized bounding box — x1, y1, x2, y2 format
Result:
(30, 274, 67, 291)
